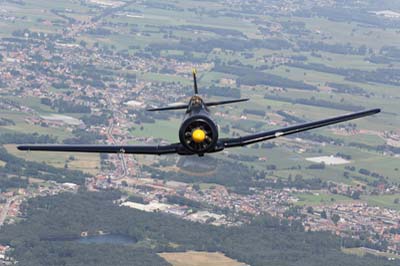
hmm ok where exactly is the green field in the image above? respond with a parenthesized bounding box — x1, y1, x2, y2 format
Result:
(294, 191, 352, 206)
(130, 118, 181, 143)
(5, 144, 100, 175)
(0, 110, 73, 141)
(342, 247, 400, 260)
(362, 194, 400, 211)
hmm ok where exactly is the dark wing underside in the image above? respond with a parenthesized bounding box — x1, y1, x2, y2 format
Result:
(17, 144, 180, 155)
(221, 109, 380, 148)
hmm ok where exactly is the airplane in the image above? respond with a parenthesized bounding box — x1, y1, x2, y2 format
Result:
(18, 69, 380, 157)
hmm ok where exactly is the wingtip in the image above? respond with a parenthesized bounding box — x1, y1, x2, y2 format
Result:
(368, 108, 381, 114)
(17, 145, 27, 151)
(146, 106, 159, 111)
(230, 98, 249, 102)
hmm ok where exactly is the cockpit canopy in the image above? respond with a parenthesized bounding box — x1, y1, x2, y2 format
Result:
(187, 95, 207, 113)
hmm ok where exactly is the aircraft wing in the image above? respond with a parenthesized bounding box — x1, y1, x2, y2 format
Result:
(17, 143, 181, 155)
(221, 108, 380, 148)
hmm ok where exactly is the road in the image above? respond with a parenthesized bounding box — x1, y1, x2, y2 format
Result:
(107, 119, 128, 178)
(105, 95, 129, 178)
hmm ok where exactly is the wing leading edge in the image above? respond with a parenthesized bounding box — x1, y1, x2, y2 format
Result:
(17, 144, 180, 155)
(221, 108, 380, 148)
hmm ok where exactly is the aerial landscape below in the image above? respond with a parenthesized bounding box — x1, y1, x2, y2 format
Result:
(0, 0, 399, 265)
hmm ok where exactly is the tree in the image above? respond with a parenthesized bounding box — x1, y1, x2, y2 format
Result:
(321, 210, 327, 219)
(192, 184, 200, 191)
(331, 214, 340, 225)
(351, 191, 361, 200)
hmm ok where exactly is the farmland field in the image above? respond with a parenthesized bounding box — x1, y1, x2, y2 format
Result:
(159, 251, 244, 266)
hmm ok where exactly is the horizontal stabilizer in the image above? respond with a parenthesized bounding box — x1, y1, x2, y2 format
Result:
(147, 98, 249, 111)
(206, 98, 249, 107)
(146, 104, 188, 112)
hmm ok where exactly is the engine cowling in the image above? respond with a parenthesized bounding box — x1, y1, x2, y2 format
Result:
(179, 116, 218, 154)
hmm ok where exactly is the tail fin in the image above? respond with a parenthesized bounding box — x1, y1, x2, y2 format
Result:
(193, 68, 198, 94)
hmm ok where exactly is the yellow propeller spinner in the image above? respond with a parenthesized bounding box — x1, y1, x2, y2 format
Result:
(192, 128, 206, 143)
